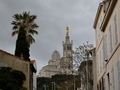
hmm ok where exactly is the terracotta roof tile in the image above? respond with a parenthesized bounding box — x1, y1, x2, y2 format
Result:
(30, 60, 35, 64)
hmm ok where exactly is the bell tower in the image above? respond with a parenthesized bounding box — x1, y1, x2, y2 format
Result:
(61, 26, 73, 74)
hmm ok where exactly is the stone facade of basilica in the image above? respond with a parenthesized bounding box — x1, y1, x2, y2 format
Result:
(37, 27, 73, 78)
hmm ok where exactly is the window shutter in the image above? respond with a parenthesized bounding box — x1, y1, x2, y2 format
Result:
(103, 35, 108, 61)
(114, 14, 118, 44)
(109, 25, 112, 52)
(112, 67, 115, 90)
(117, 61, 120, 90)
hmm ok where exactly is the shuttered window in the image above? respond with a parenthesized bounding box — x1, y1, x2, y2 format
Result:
(117, 60, 120, 90)
(109, 25, 112, 52)
(111, 67, 115, 90)
(114, 13, 118, 44)
(103, 35, 108, 61)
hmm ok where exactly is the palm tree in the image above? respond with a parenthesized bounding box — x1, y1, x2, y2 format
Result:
(11, 11, 39, 45)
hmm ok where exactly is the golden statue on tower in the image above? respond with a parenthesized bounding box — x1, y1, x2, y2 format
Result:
(66, 26, 69, 35)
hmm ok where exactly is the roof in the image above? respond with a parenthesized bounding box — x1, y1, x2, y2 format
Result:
(30, 60, 35, 64)
(42, 65, 60, 72)
(0, 49, 28, 62)
(103, 0, 109, 3)
(93, 2, 103, 29)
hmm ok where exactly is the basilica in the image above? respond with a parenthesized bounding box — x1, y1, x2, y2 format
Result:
(37, 26, 73, 78)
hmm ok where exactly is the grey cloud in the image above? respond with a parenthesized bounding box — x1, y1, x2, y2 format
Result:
(0, 0, 101, 74)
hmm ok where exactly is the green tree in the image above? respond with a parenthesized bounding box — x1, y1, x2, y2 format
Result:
(11, 12, 39, 60)
(15, 26, 30, 61)
(11, 11, 39, 45)
(37, 74, 80, 90)
(0, 67, 26, 90)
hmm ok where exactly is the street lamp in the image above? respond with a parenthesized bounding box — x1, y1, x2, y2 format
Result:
(51, 82, 53, 90)
(47, 85, 49, 90)
(65, 81, 68, 90)
(51, 82, 56, 90)
(44, 85, 46, 90)
(54, 82, 56, 90)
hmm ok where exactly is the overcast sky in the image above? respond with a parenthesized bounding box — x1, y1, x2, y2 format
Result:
(0, 0, 102, 74)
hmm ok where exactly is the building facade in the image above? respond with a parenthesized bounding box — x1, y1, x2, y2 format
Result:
(61, 26, 73, 74)
(93, 0, 120, 89)
(0, 49, 30, 90)
(38, 26, 73, 78)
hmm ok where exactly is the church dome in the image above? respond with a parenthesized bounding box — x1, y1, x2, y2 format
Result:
(52, 50, 60, 60)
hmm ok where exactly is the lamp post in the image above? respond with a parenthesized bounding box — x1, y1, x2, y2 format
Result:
(51, 82, 56, 90)
(54, 82, 56, 90)
(65, 81, 68, 90)
(44, 85, 46, 90)
(47, 85, 49, 90)
(51, 82, 53, 90)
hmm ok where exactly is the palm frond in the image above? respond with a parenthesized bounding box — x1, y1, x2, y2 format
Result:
(28, 29, 38, 35)
(12, 26, 18, 30)
(11, 21, 17, 25)
(13, 14, 21, 21)
(12, 30, 19, 36)
(27, 34, 35, 44)
(11, 11, 39, 45)
(29, 15, 37, 23)
(31, 23, 39, 29)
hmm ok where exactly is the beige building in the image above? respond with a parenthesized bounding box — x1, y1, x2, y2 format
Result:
(0, 49, 30, 90)
(38, 27, 73, 78)
(93, 0, 120, 90)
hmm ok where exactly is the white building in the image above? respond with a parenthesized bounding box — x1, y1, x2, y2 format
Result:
(38, 26, 73, 78)
(93, 0, 120, 89)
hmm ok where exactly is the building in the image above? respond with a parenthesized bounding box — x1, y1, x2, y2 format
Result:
(93, 0, 120, 89)
(0, 49, 37, 90)
(0, 49, 30, 90)
(61, 26, 73, 74)
(38, 26, 73, 77)
(38, 50, 61, 78)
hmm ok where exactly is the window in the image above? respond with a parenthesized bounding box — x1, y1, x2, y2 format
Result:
(98, 23, 100, 37)
(111, 67, 115, 90)
(98, 54, 101, 73)
(103, 35, 108, 61)
(107, 73, 110, 90)
(102, 78, 105, 90)
(64, 47, 66, 50)
(98, 55, 100, 74)
(117, 60, 120, 90)
(67, 46, 71, 50)
(109, 25, 112, 52)
(114, 13, 118, 44)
